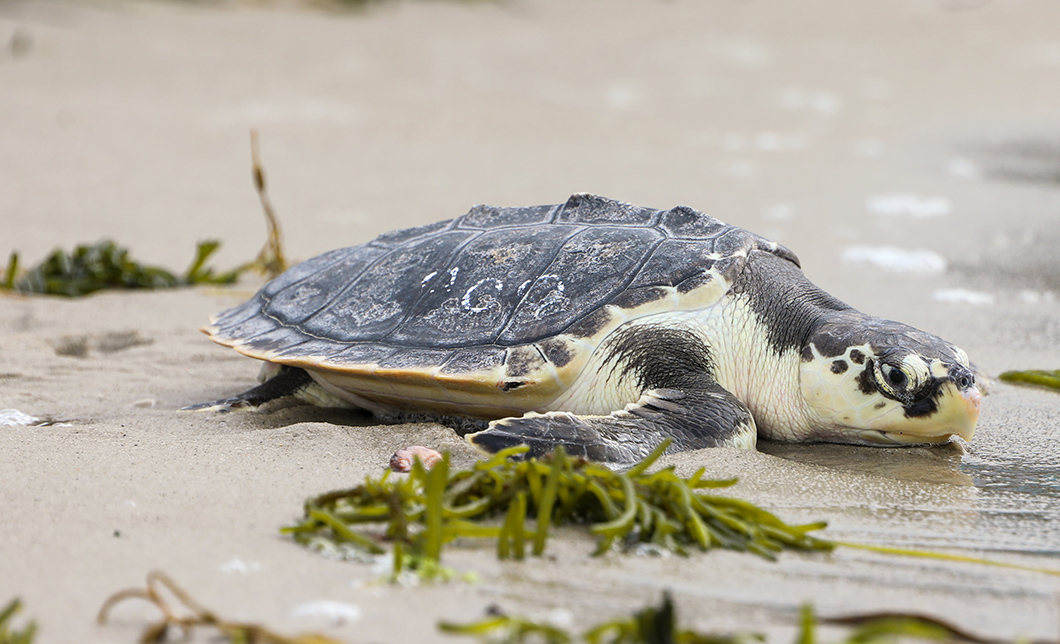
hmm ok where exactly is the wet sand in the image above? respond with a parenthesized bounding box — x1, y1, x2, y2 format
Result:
(2, 1, 1059, 641)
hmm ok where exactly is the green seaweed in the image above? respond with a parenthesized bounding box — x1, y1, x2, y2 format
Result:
(578, 593, 757, 644)
(998, 369, 1060, 392)
(0, 238, 245, 297)
(442, 594, 1032, 644)
(282, 441, 833, 578)
(1, 252, 17, 291)
(2, 132, 288, 298)
(0, 599, 37, 644)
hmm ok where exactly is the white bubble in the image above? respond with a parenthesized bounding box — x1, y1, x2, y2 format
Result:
(220, 558, 262, 574)
(0, 409, 41, 426)
(946, 158, 982, 180)
(291, 600, 361, 626)
(867, 194, 951, 218)
(762, 203, 794, 221)
(718, 40, 771, 68)
(841, 246, 947, 273)
(933, 289, 995, 305)
(604, 81, 642, 111)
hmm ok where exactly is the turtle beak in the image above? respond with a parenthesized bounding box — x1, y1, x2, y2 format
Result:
(953, 384, 981, 441)
(875, 381, 980, 445)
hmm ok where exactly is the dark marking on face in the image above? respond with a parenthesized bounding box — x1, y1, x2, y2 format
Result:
(849, 349, 865, 364)
(903, 379, 943, 418)
(856, 360, 876, 395)
(500, 381, 525, 391)
(830, 360, 847, 374)
(854, 353, 953, 420)
(894, 370, 953, 419)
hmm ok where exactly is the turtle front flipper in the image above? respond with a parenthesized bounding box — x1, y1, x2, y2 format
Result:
(467, 384, 757, 469)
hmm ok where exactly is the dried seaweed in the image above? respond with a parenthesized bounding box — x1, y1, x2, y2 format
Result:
(97, 571, 344, 644)
(249, 129, 288, 280)
(998, 369, 1060, 392)
(93, 576, 1060, 644)
(282, 441, 833, 576)
(0, 599, 37, 644)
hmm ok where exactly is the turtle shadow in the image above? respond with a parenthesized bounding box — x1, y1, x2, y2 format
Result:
(229, 402, 377, 429)
(757, 440, 972, 486)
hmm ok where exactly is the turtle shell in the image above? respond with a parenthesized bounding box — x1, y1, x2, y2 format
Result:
(206, 194, 799, 417)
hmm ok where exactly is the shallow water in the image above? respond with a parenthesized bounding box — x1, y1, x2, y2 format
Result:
(961, 440, 1060, 556)
(762, 391, 1060, 557)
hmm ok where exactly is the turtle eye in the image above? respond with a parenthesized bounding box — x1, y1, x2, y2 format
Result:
(874, 362, 912, 398)
(883, 365, 907, 388)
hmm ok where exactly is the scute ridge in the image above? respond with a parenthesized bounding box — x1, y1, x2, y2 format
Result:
(557, 193, 659, 226)
(207, 195, 794, 373)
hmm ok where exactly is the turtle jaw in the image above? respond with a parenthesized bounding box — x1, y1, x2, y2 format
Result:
(865, 381, 980, 446)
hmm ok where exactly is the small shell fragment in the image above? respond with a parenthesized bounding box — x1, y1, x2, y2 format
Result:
(389, 446, 443, 472)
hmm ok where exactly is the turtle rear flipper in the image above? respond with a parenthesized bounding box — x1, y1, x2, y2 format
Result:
(467, 384, 757, 469)
(183, 366, 315, 412)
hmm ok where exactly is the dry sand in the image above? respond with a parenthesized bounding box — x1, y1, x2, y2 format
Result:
(2, 0, 1059, 641)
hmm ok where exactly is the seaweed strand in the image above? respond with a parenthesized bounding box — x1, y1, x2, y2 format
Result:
(283, 440, 834, 574)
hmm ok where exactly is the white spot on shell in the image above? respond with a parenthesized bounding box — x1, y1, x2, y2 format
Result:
(462, 278, 504, 312)
(445, 267, 459, 290)
(529, 275, 567, 319)
(420, 271, 438, 287)
(539, 275, 563, 292)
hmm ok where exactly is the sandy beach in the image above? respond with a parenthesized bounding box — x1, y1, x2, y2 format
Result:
(2, 0, 1059, 641)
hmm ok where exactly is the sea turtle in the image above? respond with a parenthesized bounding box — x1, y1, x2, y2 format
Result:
(195, 194, 981, 467)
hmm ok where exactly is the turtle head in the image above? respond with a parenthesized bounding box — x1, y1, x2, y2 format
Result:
(798, 317, 981, 446)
